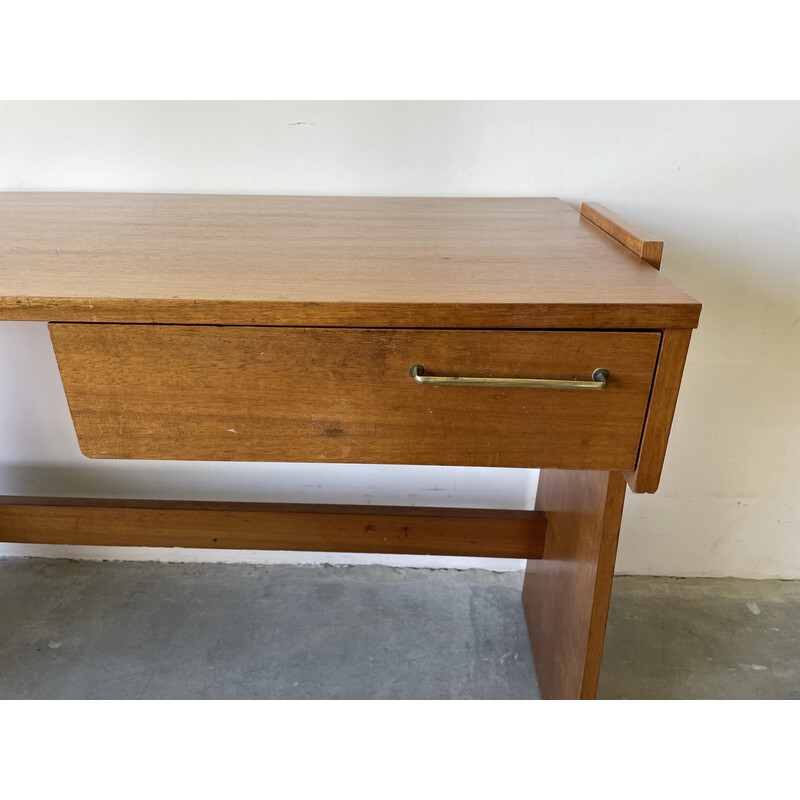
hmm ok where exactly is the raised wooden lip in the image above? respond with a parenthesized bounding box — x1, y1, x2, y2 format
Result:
(580, 202, 664, 269)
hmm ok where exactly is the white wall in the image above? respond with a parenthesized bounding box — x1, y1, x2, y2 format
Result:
(0, 101, 797, 578)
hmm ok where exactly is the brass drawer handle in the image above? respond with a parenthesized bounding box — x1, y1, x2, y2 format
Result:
(409, 364, 609, 390)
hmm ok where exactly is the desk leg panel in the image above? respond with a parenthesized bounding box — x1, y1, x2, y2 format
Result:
(522, 469, 626, 700)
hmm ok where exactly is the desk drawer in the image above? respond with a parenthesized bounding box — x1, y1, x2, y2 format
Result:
(49, 324, 660, 470)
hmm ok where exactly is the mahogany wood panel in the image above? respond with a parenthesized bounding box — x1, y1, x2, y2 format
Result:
(623, 329, 693, 493)
(0, 193, 700, 329)
(580, 202, 664, 269)
(0, 497, 546, 560)
(522, 469, 626, 699)
(49, 324, 660, 470)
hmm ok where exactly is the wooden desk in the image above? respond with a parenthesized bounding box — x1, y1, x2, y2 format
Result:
(0, 194, 701, 699)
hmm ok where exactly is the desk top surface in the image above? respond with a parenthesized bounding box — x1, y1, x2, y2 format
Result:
(0, 193, 700, 329)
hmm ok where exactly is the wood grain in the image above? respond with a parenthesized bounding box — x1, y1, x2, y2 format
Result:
(49, 324, 660, 470)
(623, 329, 693, 493)
(0, 193, 700, 329)
(522, 469, 626, 699)
(0, 496, 547, 560)
(581, 202, 664, 269)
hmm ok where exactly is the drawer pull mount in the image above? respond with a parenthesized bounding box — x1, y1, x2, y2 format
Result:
(409, 364, 609, 390)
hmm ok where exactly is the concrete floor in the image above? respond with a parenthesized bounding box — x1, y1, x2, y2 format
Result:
(599, 576, 800, 699)
(0, 558, 797, 699)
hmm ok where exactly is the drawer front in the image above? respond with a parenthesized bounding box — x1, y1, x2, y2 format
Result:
(49, 324, 660, 470)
